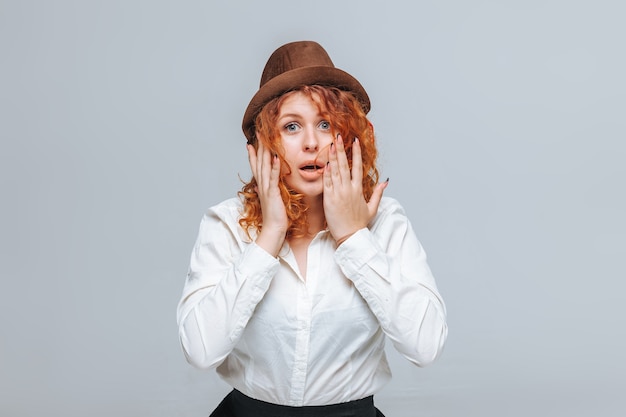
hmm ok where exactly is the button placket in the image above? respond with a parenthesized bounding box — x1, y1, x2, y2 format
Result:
(288, 281, 312, 406)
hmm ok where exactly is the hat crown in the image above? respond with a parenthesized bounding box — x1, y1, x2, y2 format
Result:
(260, 41, 335, 87)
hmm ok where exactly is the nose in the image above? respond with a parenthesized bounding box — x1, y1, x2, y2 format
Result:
(303, 129, 320, 151)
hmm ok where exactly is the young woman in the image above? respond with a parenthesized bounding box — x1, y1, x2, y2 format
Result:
(177, 41, 448, 417)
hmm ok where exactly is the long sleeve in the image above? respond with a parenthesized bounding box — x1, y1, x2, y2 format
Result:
(176, 200, 279, 370)
(334, 197, 448, 367)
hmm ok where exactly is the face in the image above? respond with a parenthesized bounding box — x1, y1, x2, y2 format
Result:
(277, 92, 334, 198)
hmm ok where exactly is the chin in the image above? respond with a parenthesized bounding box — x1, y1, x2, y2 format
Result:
(287, 181, 323, 198)
(299, 188, 324, 199)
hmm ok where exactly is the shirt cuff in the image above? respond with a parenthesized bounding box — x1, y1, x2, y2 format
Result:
(334, 228, 390, 283)
(236, 242, 280, 288)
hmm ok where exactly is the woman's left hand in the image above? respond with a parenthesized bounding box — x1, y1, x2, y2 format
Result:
(323, 134, 388, 246)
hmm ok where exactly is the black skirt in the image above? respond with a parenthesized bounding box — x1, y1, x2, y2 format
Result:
(210, 389, 386, 417)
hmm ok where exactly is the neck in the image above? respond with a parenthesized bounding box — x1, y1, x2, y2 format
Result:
(303, 195, 325, 236)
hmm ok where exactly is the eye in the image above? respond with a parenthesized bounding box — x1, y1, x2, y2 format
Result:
(284, 122, 300, 133)
(318, 120, 331, 130)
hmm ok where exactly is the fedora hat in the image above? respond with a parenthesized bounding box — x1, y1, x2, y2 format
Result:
(242, 41, 370, 142)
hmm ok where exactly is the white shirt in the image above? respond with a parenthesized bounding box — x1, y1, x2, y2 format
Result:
(177, 196, 447, 406)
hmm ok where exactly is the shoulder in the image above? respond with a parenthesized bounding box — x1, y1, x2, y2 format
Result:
(376, 196, 407, 217)
(204, 197, 243, 221)
(369, 196, 410, 229)
(196, 197, 248, 241)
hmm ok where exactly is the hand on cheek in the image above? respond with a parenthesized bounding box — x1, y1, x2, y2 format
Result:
(323, 135, 388, 246)
(247, 139, 288, 256)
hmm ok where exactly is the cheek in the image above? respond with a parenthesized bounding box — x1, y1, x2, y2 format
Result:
(280, 142, 299, 164)
(322, 132, 336, 150)
(279, 152, 297, 176)
(281, 160, 295, 177)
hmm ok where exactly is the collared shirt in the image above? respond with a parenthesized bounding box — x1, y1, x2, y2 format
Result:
(177, 196, 447, 406)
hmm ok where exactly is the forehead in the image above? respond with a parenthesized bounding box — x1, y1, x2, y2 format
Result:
(278, 91, 323, 114)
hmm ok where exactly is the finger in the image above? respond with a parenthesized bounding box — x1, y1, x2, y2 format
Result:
(258, 141, 272, 188)
(256, 141, 265, 185)
(351, 137, 363, 186)
(328, 137, 341, 186)
(269, 154, 281, 186)
(367, 179, 389, 219)
(323, 160, 333, 189)
(335, 134, 351, 184)
(247, 144, 258, 179)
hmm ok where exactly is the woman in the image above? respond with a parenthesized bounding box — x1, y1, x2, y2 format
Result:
(177, 41, 447, 417)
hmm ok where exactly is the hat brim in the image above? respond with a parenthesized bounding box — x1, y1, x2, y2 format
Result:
(242, 66, 370, 142)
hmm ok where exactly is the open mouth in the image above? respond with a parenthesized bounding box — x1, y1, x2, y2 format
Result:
(299, 160, 325, 172)
(300, 164, 324, 171)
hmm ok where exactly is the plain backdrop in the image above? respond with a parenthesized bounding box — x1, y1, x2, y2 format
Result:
(1, 1, 625, 416)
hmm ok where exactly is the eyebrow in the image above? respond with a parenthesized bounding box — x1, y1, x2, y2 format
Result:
(277, 113, 330, 124)
(277, 113, 303, 122)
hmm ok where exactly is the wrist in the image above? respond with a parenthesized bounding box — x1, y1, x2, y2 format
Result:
(335, 231, 357, 247)
(256, 228, 286, 257)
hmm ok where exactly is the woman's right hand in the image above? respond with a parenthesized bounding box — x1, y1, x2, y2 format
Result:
(247, 139, 288, 257)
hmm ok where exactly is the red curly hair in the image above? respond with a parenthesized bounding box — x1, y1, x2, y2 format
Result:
(238, 85, 379, 239)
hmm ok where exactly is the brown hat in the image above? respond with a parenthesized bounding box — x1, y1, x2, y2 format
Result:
(242, 41, 370, 142)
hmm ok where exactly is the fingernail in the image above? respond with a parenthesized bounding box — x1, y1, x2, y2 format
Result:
(336, 133, 340, 139)
(385, 177, 390, 183)
(353, 137, 358, 143)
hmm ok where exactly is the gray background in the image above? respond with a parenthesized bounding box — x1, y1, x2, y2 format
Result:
(1, 0, 624, 416)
